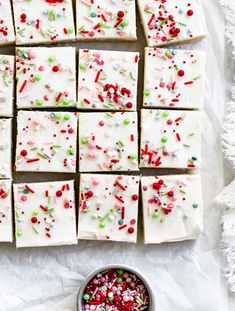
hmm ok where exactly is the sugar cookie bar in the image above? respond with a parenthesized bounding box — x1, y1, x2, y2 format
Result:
(16, 47, 76, 109)
(0, 119, 12, 178)
(15, 111, 78, 173)
(78, 174, 139, 243)
(76, 0, 137, 40)
(78, 49, 139, 111)
(12, 0, 75, 45)
(137, 0, 207, 47)
(14, 180, 77, 248)
(143, 48, 206, 109)
(79, 112, 139, 172)
(140, 109, 201, 169)
(0, 0, 15, 45)
(0, 55, 14, 117)
(0, 180, 13, 243)
(141, 174, 203, 244)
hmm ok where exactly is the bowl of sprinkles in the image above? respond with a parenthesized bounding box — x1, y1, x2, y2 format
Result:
(77, 265, 154, 311)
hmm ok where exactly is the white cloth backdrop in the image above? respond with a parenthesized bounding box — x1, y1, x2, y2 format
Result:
(0, 1, 229, 310)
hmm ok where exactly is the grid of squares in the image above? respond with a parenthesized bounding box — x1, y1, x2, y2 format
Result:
(0, 0, 207, 247)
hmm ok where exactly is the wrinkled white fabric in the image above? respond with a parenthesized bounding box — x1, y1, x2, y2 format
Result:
(0, 0, 228, 310)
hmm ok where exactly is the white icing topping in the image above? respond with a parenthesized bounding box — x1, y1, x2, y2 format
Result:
(16, 47, 76, 108)
(143, 48, 206, 109)
(78, 174, 139, 243)
(0, 180, 12, 242)
(78, 49, 139, 111)
(0, 1, 15, 45)
(15, 111, 78, 173)
(0, 55, 14, 117)
(141, 174, 203, 244)
(140, 109, 201, 169)
(79, 112, 139, 172)
(0, 119, 12, 178)
(14, 180, 77, 248)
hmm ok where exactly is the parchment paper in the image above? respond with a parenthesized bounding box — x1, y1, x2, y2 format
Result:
(0, 1, 228, 310)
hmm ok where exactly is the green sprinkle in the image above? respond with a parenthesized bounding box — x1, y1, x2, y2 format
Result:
(62, 98, 69, 106)
(68, 147, 74, 155)
(81, 137, 87, 144)
(193, 203, 198, 209)
(36, 100, 43, 107)
(144, 89, 150, 97)
(117, 269, 124, 275)
(79, 63, 86, 71)
(32, 226, 39, 234)
(165, 50, 171, 57)
(124, 118, 130, 125)
(130, 71, 136, 81)
(162, 111, 169, 117)
(67, 27, 74, 34)
(117, 277, 123, 283)
(118, 219, 124, 225)
(193, 75, 202, 80)
(33, 210, 39, 216)
(16, 231, 22, 237)
(48, 56, 55, 63)
(161, 136, 168, 143)
(34, 74, 41, 81)
(152, 211, 159, 219)
(64, 114, 70, 121)
(55, 113, 62, 120)
(130, 154, 137, 160)
(83, 294, 90, 301)
(99, 221, 105, 229)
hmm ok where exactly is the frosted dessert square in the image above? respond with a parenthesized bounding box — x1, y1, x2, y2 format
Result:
(143, 48, 206, 109)
(79, 112, 138, 172)
(0, 55, 14, 117)
(78, 174, 139, 243)
(13, 0, 75, 45)
(0, 180, 13, 243)
(16, 47, 76, 109)
(15, 111, 77, 173)
(141, 174, 203, 244)
(140, 109, 201, 169)
(0, 0, 15, 45)
(76, 0, 136, 40)
(14, 180, 77, 248)
(0, 119, 12, 178)
(78, 49, 139, 111)
(137, 0, 207, 47)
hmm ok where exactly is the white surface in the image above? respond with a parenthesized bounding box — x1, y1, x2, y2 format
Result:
(15, 111, 78, 173)
(0, 0, 15, 45)
(76, 0, 137, 40)
(0, 180, 12, 243)
(143, 48, 206, 109)
(140, 109, 201, 169)
(12, 0, 75, 45)
(0, 54, 14, 117)
(137, 0, 208, 47)
(0, 119, 12, 178)
(79, 112, 139, 172)
(0, 0, 228, 310)
(78, 174, 139, 243)
(78, 49, 139, 111)
(141, 174, 203, 244)
(16, 47, 76, 108)
(14, 180, 77, 248)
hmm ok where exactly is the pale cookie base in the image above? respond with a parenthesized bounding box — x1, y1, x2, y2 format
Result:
(0, 55, 14, 117)
(79, 112, 139, 172)
(137, 0, 207, 47)
(78, 49, 139, 111)
(14, 180, 77, 248)
(0, 119, 12, 178)
(0, 180, 13, 242)
(76, 0, 137, 40)
(16, 47, 76, 109)
(141, 174, 203, 244)
(15, 111, 78, 173)
(143, 48, 206, 110)
(78, 174, 140, 243)
(0, 0, 15, 45)
(140, 109, 201, 169)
